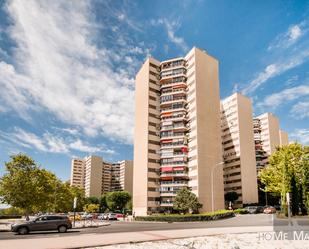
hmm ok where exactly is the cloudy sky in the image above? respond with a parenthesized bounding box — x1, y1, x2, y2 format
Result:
(0, 0, 308, 180)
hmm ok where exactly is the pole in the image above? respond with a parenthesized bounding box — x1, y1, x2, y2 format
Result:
(73, 197, 77, 227)
(211, 162, 224, 213)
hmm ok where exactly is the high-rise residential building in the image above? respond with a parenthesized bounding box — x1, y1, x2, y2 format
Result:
(120, 160, 133, 194)
(253, 113, 288, 172)
(133, 47, 224, 216)
(279, 130, 289, 146)
(70, 158, 85, 188)
(221, 93, 258, 206)
(70, 156, 133, 197)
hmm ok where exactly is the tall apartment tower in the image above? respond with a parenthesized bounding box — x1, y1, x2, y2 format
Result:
(70, 156, 133, 197)
(85, 156, 103, 197)
(221, 93, 258, 206)
(253, 113, 289, 171)
(70, 158, 85, 188)
(120, 160, 134, 194)
(279, 130, 289, 146)
(133, 47, 224, 216)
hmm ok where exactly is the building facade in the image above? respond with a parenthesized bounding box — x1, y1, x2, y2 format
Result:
(221, 93, 258, 206)
(70, 156, 133, 197)
(133, 47, 224, 216)
(253, 113, 289, 172)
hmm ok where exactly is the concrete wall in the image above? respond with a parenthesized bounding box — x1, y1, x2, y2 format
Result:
(190, 47, 224, 212)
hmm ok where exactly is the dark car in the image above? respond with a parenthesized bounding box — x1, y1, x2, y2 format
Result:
(11, 215, 72, 235)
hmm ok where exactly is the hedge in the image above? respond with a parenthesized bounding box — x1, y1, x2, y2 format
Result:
(233, 208, 249, 214)
(135, 210, 235, 222)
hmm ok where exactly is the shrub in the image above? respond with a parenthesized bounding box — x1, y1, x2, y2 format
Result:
(233, 208, 248, 214)
(135, 210, 234, 222)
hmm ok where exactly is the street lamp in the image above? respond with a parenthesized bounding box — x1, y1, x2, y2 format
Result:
(211, 161, 224, 213)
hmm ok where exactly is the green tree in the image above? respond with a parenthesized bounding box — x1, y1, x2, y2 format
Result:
(85, 196, 100, 205)
(99, 195, 108, 213)
(259, 143, 309, 215)
(106, 191, 131, 211)
(173, 188, 203, 214)
(52, 181, 75, 213)
(70, 186, 85, 212)
(83, 203, 100, 213)
(224, 192, 239, 203)
(0, 154, 59, 219)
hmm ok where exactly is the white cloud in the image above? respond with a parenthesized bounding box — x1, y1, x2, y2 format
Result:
(291, 101, 309, 119)
(290, 129, 309, 145)
(267, 21, 308, 51)
(0, 127, 111, 154)
(257, 85, 309, 109)
(151, 18, 189, 52)
(0, 0, 141, 144)
(241, 50, 309, 95)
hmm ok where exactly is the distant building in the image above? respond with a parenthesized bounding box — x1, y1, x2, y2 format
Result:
(221, 93, 258, 206)
(253, 113, 289, 172)
(70, 155, 133, 197)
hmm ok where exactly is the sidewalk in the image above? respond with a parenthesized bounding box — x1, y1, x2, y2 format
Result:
(0, 220, 110, 232)
(0, 226, 275, 249)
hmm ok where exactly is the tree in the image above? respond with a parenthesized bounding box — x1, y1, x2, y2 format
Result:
(259, 143, 309, 215)
(85, 196, 100, 205)
(83, 203, 100, 213)
(99, 195, 108, 213)
(0, 154, 59, 219)
(70, 186, 85, 212)
(173, 188, 203, 214)
(106, 191, 131, 211)
(224, 192, 239, 203)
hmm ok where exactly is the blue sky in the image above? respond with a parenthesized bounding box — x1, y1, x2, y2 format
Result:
(0, 0, 308, 181)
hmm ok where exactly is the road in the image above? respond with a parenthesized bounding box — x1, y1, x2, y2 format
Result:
(0, 214, 277, 240)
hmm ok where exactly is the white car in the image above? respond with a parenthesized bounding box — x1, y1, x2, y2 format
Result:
(81, 213, 93, 219)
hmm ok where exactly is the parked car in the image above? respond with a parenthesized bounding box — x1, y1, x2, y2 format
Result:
(244, 206, 264, 214)
(81, 213, 93, 219)
(98, 213, 105, 220)
(263, 206, 276, 214)
(115, 213, 124, 218)
(103, 213, 118, 220)
(11, 215, 72, 235)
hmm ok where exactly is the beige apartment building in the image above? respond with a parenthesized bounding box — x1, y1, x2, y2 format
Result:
(70, 156, 133, 197)
(221, 93, 258, 206)
(253, 113, 289, 172)
(133, 47, 224, 216)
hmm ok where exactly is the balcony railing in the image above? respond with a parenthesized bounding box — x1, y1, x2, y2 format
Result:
(161, 161, 187, 166)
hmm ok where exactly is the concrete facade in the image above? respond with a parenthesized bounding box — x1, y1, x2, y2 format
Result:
(253, 113, 288, 173)
(221, 93, 258, 206)
(279, 130, 289, 146)
(70, 156, 133, 197)
(133, 47, 224, 215)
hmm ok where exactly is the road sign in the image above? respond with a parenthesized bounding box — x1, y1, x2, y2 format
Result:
(73, 197, 77, 209)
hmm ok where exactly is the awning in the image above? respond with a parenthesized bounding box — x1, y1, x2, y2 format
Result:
(161, 139, 173, 143)
(173, 167, 185, 171)
(161, 167, 173, 172)
(160, 176, 173, 180)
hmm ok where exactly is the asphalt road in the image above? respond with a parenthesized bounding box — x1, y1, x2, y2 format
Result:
(0, 214, 277, 240)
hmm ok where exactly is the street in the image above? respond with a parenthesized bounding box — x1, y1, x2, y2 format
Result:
(0, 214, 279, 240)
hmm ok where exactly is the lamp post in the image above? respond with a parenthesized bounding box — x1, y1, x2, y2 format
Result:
(211, 162, 224, 213)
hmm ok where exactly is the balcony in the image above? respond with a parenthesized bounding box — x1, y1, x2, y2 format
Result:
(161, 60, 186, 71)
(160, 191, 177, 197)
(160, 172, 188, 177)
(161, 88, 187, 96)
(160, 181, 188, 187)
(160, 152, 188, 159)
(160, 202, 173, 207)
(160, 81, 187, 89)
(160, 97, 186, 105)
